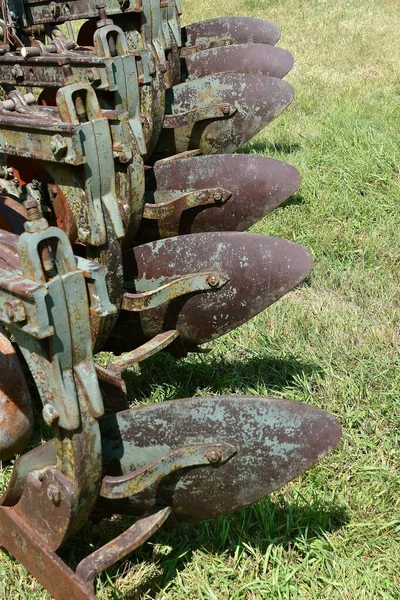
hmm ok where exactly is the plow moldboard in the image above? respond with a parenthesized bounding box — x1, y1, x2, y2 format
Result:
(116, 231, 313, 349)
(99, 395, 341, 520)
(182, 17, 281, 49)
(182, 44, 294, 81)
(139, 154, 300, 240)
(156, 73, 294, 155)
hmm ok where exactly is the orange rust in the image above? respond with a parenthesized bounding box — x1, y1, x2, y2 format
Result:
(0, 330, 33, 461)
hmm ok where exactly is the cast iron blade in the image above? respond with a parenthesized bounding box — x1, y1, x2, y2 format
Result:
(99, 395, 341, 521)
(111, 232, 313, 351)
(155, 73, 294, 156)
(182, 44, 294, 81)
(182, 17, 281, 50)
(138, 155, 300, 240)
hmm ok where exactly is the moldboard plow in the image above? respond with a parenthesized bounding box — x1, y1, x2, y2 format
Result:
(0, 1, 341, 598)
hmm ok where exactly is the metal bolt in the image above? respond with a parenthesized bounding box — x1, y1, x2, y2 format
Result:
(50, 2, 61, 18)
(222, 104, 231, 115)
(11, 64, 23, 81)
(87, 68, 100, 83)
(47, 484, 61, 506)
(50, 134, 68, 159)
(24, 198, 42, 221)
(5, 299, 26, 323)
(78, 227, 91, 243)
(213, 191, 223, 203)
(206, 448, 222, 464)
(42, 404, 59, 427)
(207, 274, 220, 288)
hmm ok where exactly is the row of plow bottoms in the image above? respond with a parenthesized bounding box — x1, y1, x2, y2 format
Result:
(0, 1, 341, 598)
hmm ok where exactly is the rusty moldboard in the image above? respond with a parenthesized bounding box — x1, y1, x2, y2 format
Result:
(181, 16, 281, 52)
(155, 73, 294, 156)
(98, 395, 341, 520)
(181, 43, 294, 81)
(139, 154, 300, 240)
(108, 231, 313, 352)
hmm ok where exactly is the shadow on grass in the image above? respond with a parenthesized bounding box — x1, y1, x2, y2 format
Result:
(73, 496, 348, 599)
(106, 352, 324, 408)
(238, 140, 301, 156)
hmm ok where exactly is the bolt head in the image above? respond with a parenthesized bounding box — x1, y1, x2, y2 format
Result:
(206, 448, 222, 464)
(5, 299, 26, 323)
(207, 275, 220, 288)
(47, 484, 61, 506)
(42, 404, 59, 427)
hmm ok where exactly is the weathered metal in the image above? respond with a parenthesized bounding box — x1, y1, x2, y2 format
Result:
(0, 4, 343, 598)
(181, 16, 281, 52)
(138, 154, 300, 240)
(108, 232, 313, 353)
(181, 44, 294, 81)
(0, 326, 33, 461)
(155, 73, 294, 156)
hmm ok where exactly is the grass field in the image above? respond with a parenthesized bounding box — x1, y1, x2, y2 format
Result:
(1, 0, 400, 598)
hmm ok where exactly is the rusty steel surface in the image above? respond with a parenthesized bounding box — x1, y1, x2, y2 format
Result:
(139, 154, 300, 240)
(76, 506, 172, 585)
(182, 43, 294, 81)
(0, 506, 97, 600)
(182, 16, 281, 50)
(98, 395, 341, 520)
(110, 232, 313, 351)
(155, 73, 294, 156)
(0, 327, 33, 461)
(0, 194, 27, 234)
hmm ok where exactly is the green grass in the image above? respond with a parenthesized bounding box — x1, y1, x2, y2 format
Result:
(1, 0, 400, 598)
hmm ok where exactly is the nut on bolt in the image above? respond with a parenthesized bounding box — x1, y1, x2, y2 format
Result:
(207, 274, 220, 288)
(206, 448, 223, 464)
(5, 299, 26, 323)
(50, 134, 68, 159)
(47, 484, 61, 506)
(42, 404, 59, 427)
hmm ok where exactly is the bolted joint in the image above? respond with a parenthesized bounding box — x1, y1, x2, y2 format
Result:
(5, 298, 26, 323)
(47, 484, 61, 506)
(50, 134, 68, 159)
(42, 404, 59, 427)
(207, 274, 220, 288)
(206, 448, 223, 464)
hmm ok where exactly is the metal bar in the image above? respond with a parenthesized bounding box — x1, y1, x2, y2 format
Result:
(143, 187, 231, 220)
(122, 271, 229, 311)
(76, 506, 171, 584)
(163, 103, 236, 128)
(100, 442, 236, 499)
(0, 507, 97, 600)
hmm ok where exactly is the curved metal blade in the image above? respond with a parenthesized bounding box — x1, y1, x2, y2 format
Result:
(182, 17, 281, 49)
(138, 155, 300, 240)
(98, 395, 341, 521)
(112, 232, 313, 350)
(155, 73, 294, 156)
(182, 44, 294, 81)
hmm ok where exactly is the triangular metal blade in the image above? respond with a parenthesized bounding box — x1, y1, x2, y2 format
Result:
(182, 17, 281, 50)
(138, 155, 300, 240)
(110, 232, 313, 351)
(182, 44, 294, 81)
(155, 73, 294, 156)
(98, 395, 341, 521)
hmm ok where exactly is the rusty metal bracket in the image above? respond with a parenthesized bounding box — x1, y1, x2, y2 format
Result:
(122, 270, 229, 311)
(96, 329, 179, 392)
(163, 103, 237, 128)
(100, 442, 237, 499)
(143, 187, 231, 220)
